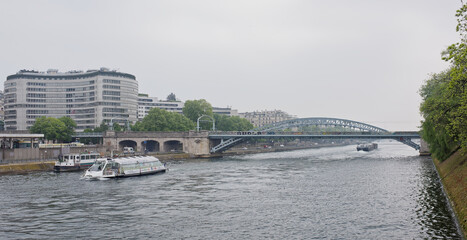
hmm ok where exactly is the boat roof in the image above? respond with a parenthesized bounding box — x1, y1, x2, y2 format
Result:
(65, 152, 100, 156)
(113, 156, 160, 164)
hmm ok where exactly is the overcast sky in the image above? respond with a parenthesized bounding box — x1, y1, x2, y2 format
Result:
(0, 0, 462, 131)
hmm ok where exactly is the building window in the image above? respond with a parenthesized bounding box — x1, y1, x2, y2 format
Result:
(102, 90, 120, 96)
(103, 79, 121, 84)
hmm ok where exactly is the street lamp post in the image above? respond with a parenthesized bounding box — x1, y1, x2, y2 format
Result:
(196, 115, 215, 131)
(109, 118, 115, 131)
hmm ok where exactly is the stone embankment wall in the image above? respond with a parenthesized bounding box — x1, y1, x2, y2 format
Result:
(0, 161, 54, 174)
(0, 146, 100, 164)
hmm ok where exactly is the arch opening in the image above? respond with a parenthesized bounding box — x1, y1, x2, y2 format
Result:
(142, 140, 160, 153)
(119, 140, 137, 152)
(164, 140, 183, 153)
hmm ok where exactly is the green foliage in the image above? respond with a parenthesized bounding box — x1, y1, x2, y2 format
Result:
(419, 72, 458, 160)
(183, 99, 213, 121)
(183, 99, 213, 130)
(167, 93, 177, 101)
(426, 4, 467, 158)
(214, 114, 254, 131)
(420, 4, 467, 160)
(93, 121, 109, 132)
(132, 108, 194, 131)
(30, 116, 74, 143)
(113, 122, 122, 131)
(58, 116, 77, 142)
(420, 118, 456, 160)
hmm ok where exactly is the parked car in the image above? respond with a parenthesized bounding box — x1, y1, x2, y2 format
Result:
(123, 147, 135, 154)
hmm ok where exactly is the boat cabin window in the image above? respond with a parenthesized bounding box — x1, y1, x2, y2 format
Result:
(105, 162, 119, 169)
(89, 161, 106, 171)
(154, 161, 163, 167)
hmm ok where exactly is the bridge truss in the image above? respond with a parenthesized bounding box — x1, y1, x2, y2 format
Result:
(210, 117, 420, 153)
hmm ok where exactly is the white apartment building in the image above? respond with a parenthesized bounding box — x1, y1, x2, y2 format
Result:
(4, 68, 138, 131)
(239, 110, 295, 128)
(137, 94, 185, 120)
(213, 107, 238, 116)
(0, 90, 4, 122)
(137, 93, 238, 120)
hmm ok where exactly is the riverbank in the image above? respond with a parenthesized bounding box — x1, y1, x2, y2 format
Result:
(433, 150, 467, 237)
(0, 144, 346, 175)
(223, 143, 349, 156)
(0, 161, 55, 174)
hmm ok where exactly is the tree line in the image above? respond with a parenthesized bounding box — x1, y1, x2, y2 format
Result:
(30, 99, 253, 142)
(419, 4, 467, 161)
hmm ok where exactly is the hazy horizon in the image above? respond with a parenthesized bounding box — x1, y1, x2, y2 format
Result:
(0, 1, 462, 131)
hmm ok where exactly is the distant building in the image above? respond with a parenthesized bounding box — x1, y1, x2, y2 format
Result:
(4, 68, 138, 131)
(137, 93, 238, 120)
(137, 94, 184, 119)
(0, 89, 4, 121)
(239, 110, 295, 128)
(213, 107, 238, 116)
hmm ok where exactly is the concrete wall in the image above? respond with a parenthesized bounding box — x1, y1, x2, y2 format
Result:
(0, 146, 100, 163)
(419, 139, 430, 156)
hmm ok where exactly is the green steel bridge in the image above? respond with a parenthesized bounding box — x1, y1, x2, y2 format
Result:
(209, 117, 421, 153)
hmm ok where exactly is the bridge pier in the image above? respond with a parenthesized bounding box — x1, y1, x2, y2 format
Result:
(419, 139, 430, 156)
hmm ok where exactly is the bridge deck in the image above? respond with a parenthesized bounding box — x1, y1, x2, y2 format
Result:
(209, 133, 420, 139)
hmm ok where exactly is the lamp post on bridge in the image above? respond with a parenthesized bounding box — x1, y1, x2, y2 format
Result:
(197, 115, 215, 131)
(109, 118, 115, 131)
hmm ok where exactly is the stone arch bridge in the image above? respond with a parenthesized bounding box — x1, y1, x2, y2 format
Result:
(100, 131, 211, 155)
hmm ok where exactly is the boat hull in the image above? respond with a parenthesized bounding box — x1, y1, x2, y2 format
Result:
(112, 168, 167, 178)
(54, 162, 94, 172)
(357, 143, 378, 152)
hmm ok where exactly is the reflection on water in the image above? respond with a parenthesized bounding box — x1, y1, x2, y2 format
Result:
(0, 141, 462, 239)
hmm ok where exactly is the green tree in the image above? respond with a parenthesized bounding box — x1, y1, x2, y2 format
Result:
(30, 116, 68, 143)
(419, 71, 458, 160)
(183, 99, 213, 130)
(58, 116, 77, 142)
(94, 121, 109, 132)
(214, 114, 254, 131)
(167, 93, 177, 101)
(113, 122, 122, 131)
(437, 4, 467, 154)
(132, 108, 194, 131)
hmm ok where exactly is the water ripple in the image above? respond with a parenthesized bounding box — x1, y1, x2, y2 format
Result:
(0, 141, 462, 239)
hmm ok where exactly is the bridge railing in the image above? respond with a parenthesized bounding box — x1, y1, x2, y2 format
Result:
(209, 131, 416, 136)
(72, 132, 104, 138)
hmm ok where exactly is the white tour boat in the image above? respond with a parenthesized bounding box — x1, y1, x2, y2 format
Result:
(54, 152, 105, 172)
(83, 156, 167, 179)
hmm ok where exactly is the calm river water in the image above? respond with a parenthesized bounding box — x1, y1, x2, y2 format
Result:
(0, 141, 462, 239)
